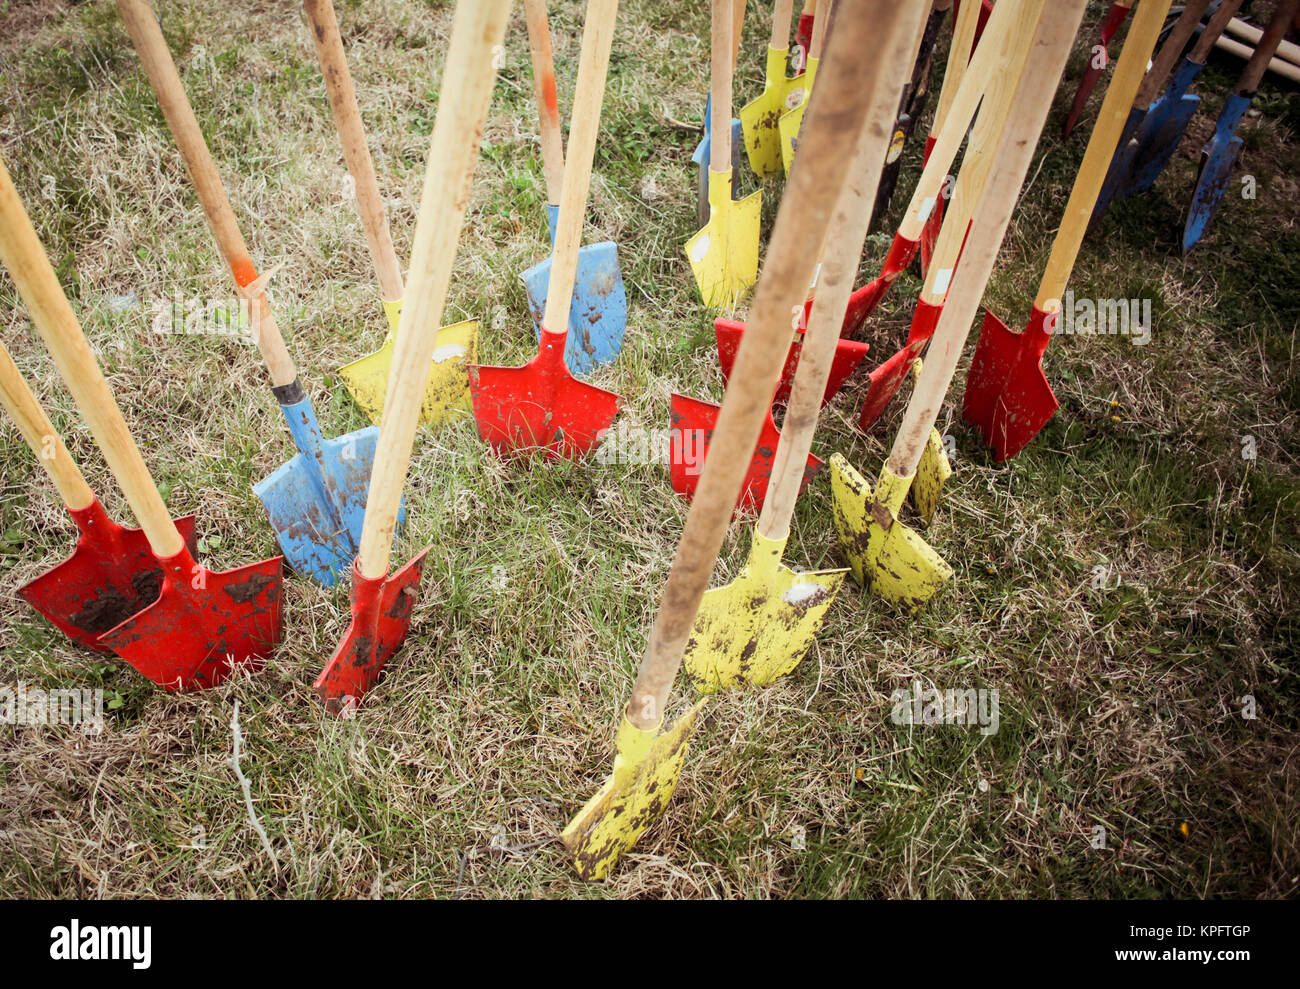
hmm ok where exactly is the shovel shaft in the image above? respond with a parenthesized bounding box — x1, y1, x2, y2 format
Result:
(0, 158, 184, 558)
(1037, 0, 1174, 310)
(0, 340, 93, 511)
(358, 0, 511, 579)
(1134, 0, 1211, 111)
(710, 0, 734, 172)
(769, 0, 795, 48)
(930, 0, 981, 138)
(542, 0, 619, 335)
(1189, 0, 1246, 62)
(630, 0, 909, 732)
(1224, 15, 1300, 66)
(117, 0, 298, 387)
(758, 0, 926, 542)
(524, 0, 567, 204)
(305, 0, 404, 304)
(1229, 0, 1300, 95)
(887, 0, 1088, 479)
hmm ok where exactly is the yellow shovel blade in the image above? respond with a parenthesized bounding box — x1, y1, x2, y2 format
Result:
(685, 531, 846, 693)
(685, 168, 762, 308)
(778, 57, 819, 174)
(562, 699, 707, 881)
(829, 453, 953, 611)
(339, 303, 478, 427)
(739, 46, 800, 178)
(913, 427, 953, 526)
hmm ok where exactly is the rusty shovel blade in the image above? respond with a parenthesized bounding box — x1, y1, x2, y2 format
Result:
(17, 496, 196, 654)
(315, 551, 428, 714)
(97, 544, 283, 691)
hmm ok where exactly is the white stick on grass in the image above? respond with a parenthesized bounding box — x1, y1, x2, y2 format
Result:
(229, 701, 277, 864)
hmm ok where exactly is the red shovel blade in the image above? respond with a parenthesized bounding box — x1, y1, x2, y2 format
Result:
(715, 318, 870, 409)
(1062, 1, 1134, 138)
(842, 231, 921, 338)
(858, 298, 942, 428)
(17, 497, 197, 653)
(963, 306, 1060, 461)
(98, 545, 282, 691)
(315, 551, 428, 714)
(669, 392, 823, 515)
(469, 330, 621, 460)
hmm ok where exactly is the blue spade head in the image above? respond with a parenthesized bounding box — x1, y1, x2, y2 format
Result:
(521, 240, 628, 376)
(1128, 58, 1207, 196)
(1183, 93, 1252, 255)
(691, 94, 744, 224)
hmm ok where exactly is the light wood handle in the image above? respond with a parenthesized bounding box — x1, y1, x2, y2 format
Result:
(0, 158, 184, 557)
(758, 0, 926, 542)
(542, 0, 618, 333)
(769, 0, 795, 48)
(887, 0, 1089, 478)
(897, 0, 1017, 240)
(357, 0, 512, 579)
(1232, 0, 1300, 93)
(808, 0, 830, 59)
(920, 0, 1043, 306)
(931, 0, 981, 137)
(305, 0, 404, 303)
(1188, 0, 1244, 63)
(629, 0, 912, 732)
(732, 0, 746, 68)
(710, 0, 734, 171)
(117, 0, 297, 386)
(1225, 15, 1300, 66)
(1037, 0, 1174, 308)
(524, 0, 567, 204)
(1215, 35, 1300, 83)
(0, 340, 94, 511)
(1134, 0, 1211, 109)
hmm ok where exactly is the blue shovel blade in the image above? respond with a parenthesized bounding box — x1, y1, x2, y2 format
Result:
(522, 241, 628, 376)
(692, 94, 743, 223)
(1184, 134, 1243, 254)
(1128, 59, 1206, 196)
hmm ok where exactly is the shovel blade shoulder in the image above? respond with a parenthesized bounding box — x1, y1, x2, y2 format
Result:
(964, 308, 1059, 460)
(340, 320, 477, 426)
(1131, 93, 1201, 195)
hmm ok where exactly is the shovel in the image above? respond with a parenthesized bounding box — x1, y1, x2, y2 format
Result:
(469, 0, 622, 460)
(964, 0, 1174, 462)
(0, 159, 283, 689)
(687, 0, 763, 308)
(305, 0, 479, 427)
(1182, 0, 1299, 254)
(1, 340, 197, 652)
(1091, 0, 1214, 226)
(692, 0, 746, 224)
(316, 0, 511, 712)
(832, 0, 1087, 610)
(777, 0, 829, 175)
(738, 0, 799, 178)
(1062, 0, 1135, 138)
(682, 10, 918, 694)
(562, 0, 911, 881)
(518, 0, 628, 377)
(118, 0, 383, 588)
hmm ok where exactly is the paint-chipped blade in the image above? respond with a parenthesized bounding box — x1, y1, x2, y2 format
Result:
(1183, 136, 1243, 255)
(684, 532, 846, 694)
(469, 359, 621, 460)
(669, 392, 823, 515)
(98, 549, 283, 691)
(778, 70, 815, 174)
(740, 47, 799, 178)
(913, 427, 954, 526)
(963, 308, 1060, 461)
(715, 318, 870, 408)
(561, 699, 707, 881)
(315, 551, 428, 714)
(1130, 93, 1200, 196)
(254, 425, 393, 588)
(685, 188, 763, 309)
(829, 454, 952, 610)
(520, 243, 628, 377)
(17, 501, 196, 653)
(339, 320, 478, 426)
(842, 232, 920, 337)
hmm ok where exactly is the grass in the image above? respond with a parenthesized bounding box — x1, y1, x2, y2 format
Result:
(0, 0, 1297, 898)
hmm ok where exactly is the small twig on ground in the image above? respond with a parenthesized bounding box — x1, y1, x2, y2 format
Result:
(229, 700, 278, 867)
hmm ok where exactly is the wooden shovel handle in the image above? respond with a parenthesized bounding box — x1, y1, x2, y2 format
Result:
(1231, 0, 1300, 95)
(629, 0, 912, 732)
(116, 0, 297, 387)
(0, 340, 94, 511)
(808, 0, 830, 59)
(542, 0, 619, 333)
(304, 0, 404, 303)
(1188, 0, 1244, 67)
(920, 0, 1043, 306)
(1036, 0, 1174, 309)
(1215, 35, 1300, 83)
(1134, 0, 1211, 109)
(357, 0, 511, 579)
(709, 0, 734, 171)
(1225, 15, 1300, 66)
(732, 0, 747, 68)
(524, 0, 567, 204)
(887, 0, 1090, 478)
(0, 159, 184, 557)
(758, 0, 927, 542)
(930, 0, 981, 138)
(769, 0, 795, 48)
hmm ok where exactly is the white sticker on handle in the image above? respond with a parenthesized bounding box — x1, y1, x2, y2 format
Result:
(918, 196, 938, 222)
(931, 268, 953, 296)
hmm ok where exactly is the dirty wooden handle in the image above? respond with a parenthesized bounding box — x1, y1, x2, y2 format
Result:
(709, 0, 734, 171)
(1134, 0, 1211, 109)
(628, 0, 912, 733)
(758, 0, 925, 542)
(542, 0, 618, 333)
(732, 0, 746, 67)
(357, 0, 511, 579)
(116, 0, 298, 387)
(0, 158, 184, 557)
(930, 0, 981, 138)
(524, 0, 567, 204)
(305, 0, 404, 303)
(0, 340, 94, 511)
(769, 0, 795, 48)
(1232, 0, 1300, 94)
(1188, 0, 1245, 62)
(1037, 0, 1174, 309)
(1225, 15, 1300, 66)
(887, 1, 1087, 479)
